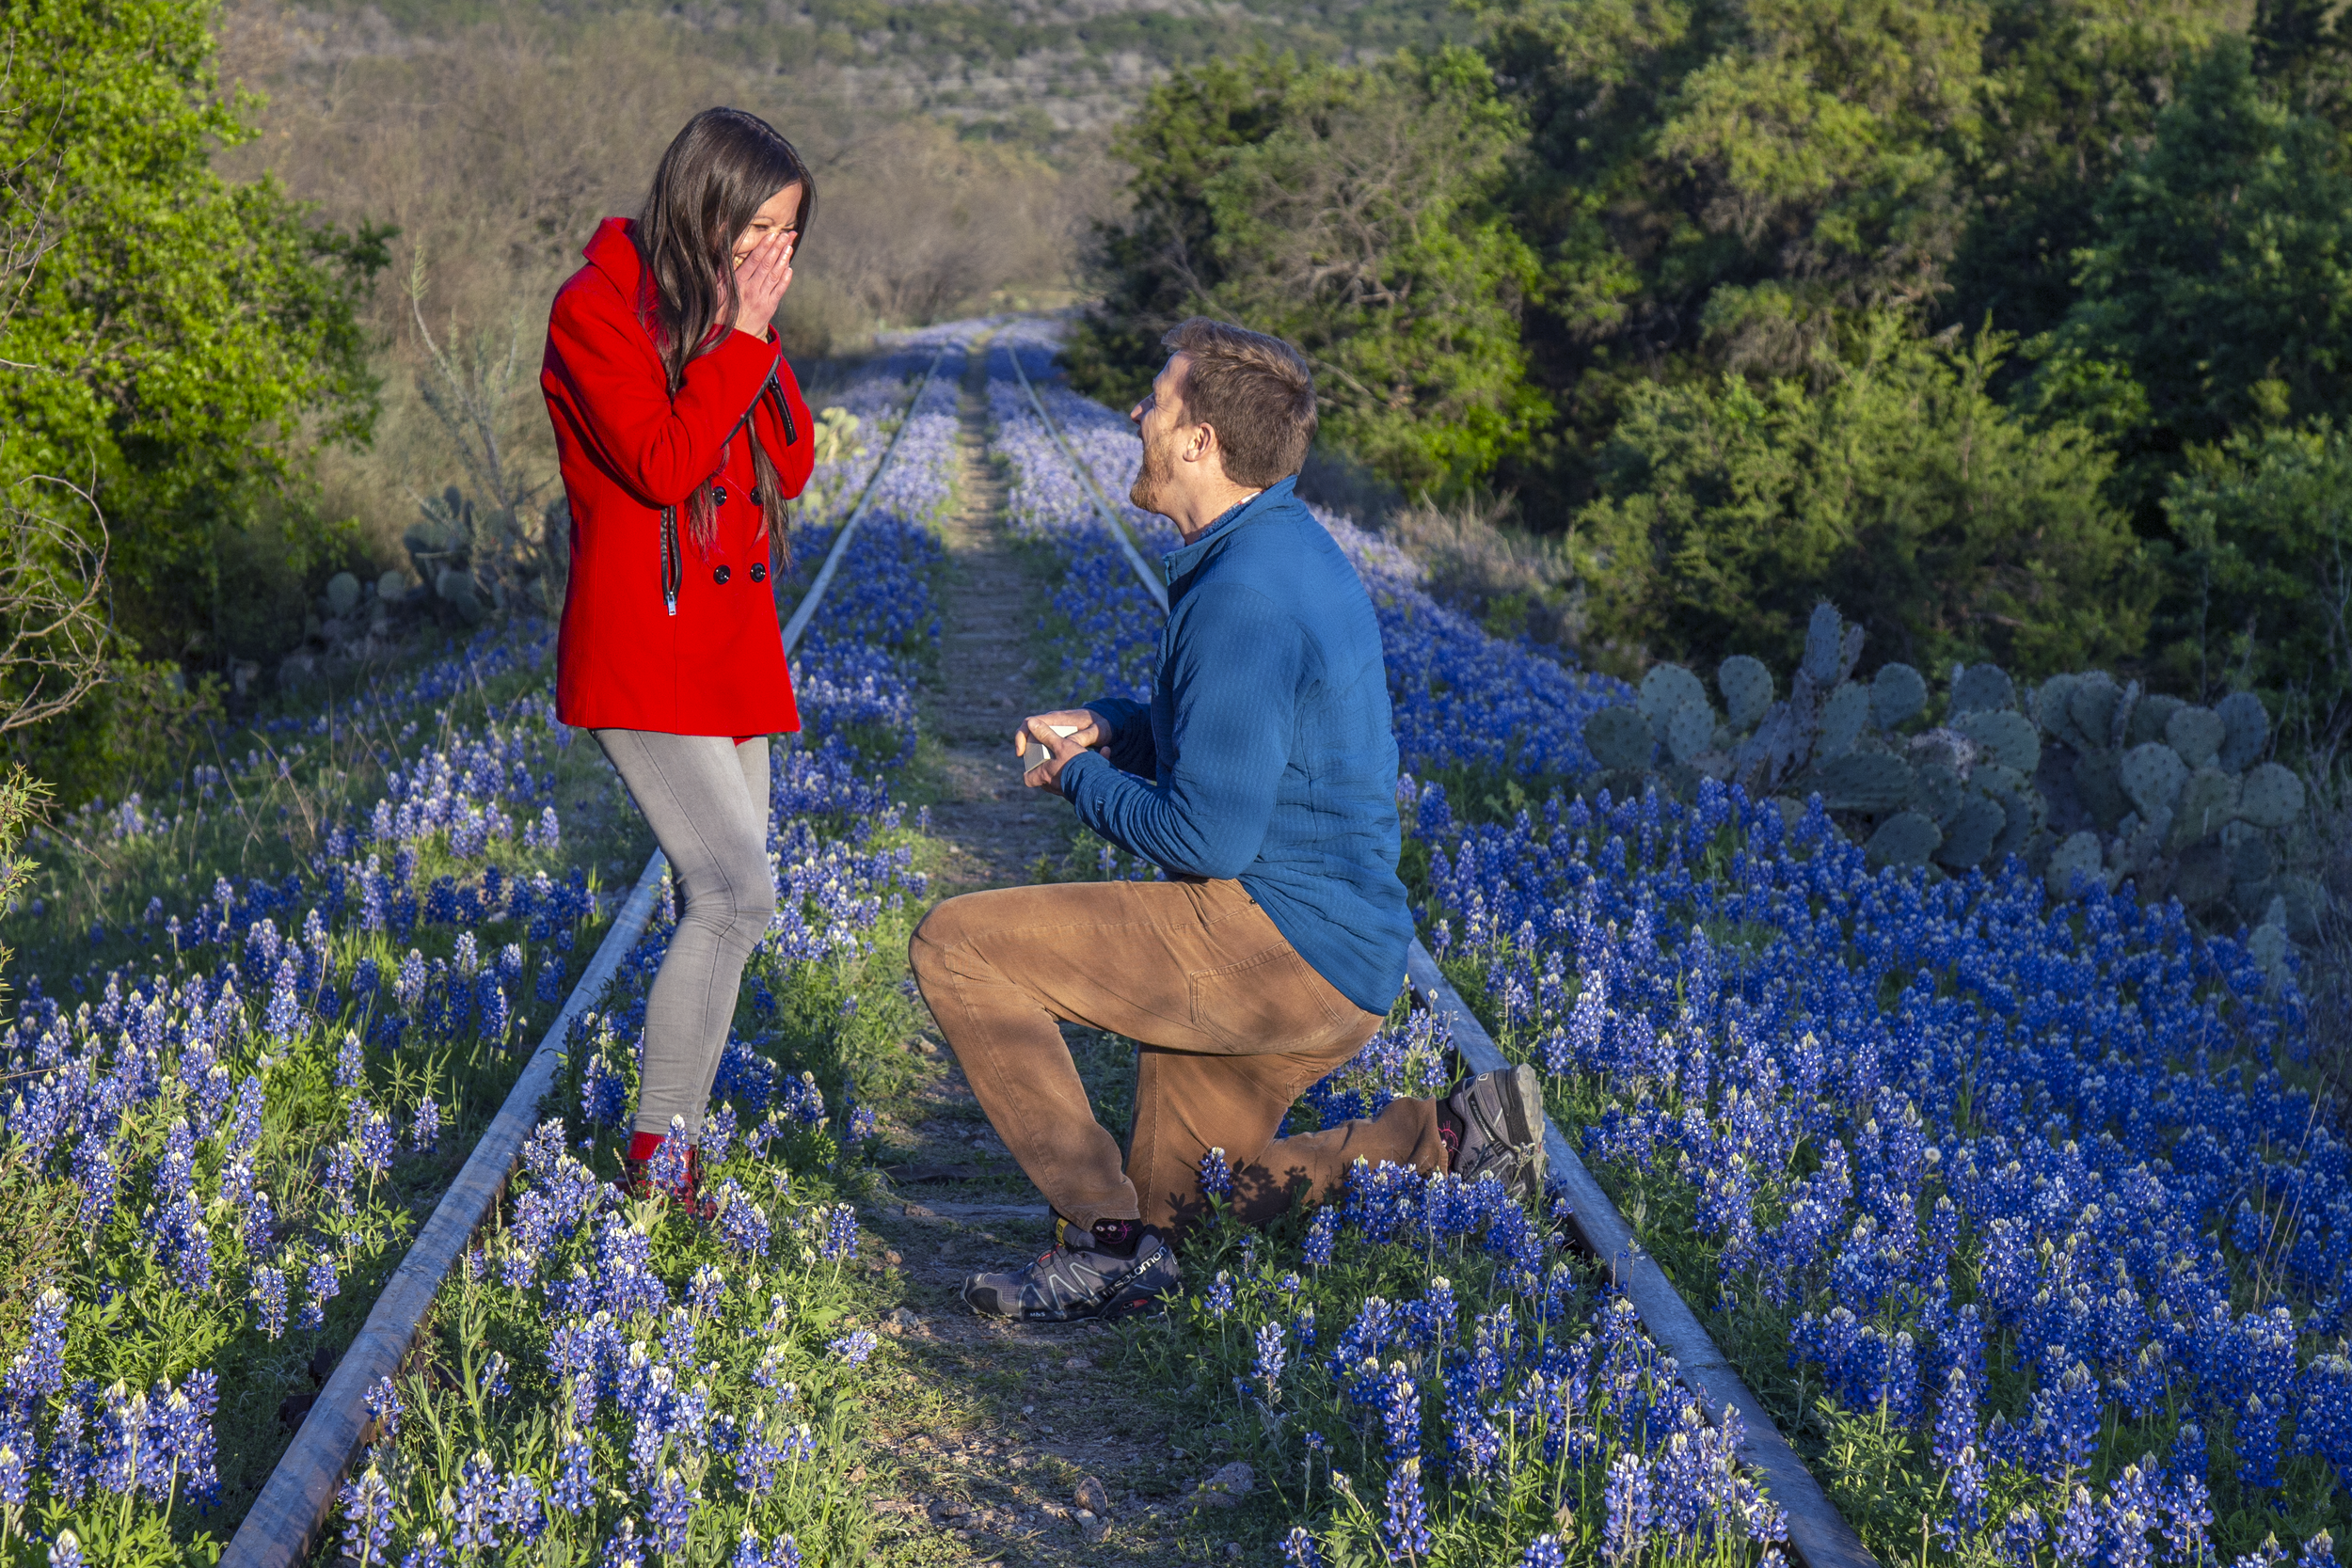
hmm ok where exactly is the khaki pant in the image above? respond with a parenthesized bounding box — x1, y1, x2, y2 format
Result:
(908, 876, 1443, 1237)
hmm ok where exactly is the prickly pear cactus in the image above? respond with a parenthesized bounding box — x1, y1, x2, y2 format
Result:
(1568, 598, 2312, 944)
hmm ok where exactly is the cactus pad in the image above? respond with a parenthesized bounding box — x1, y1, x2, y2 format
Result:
(1987, 789, 2034, 863)
(1718, 656, 1772, 730)
(2231, 832, 2278, 884)
(1866, 811, 1943, 869)
(377, 570, 408, 602)
(1585, 706, 1655, 772)
(1935, 794, 2003, 868)
(1662, 700, 1714, 765)
(2237, 762, 2305, 829)
(1802, 602, 1846, 686)
(2064, 673, 2120, 755)
(1638, 663, 1710, 726)
(1951, 709, 2039, 773)
(437, 568, 489, 626)
(1815, 751, 1915, 813)
(2031, 675, 2077, 736)
(1818, 682, 1871, 757)
(326, 572, 360, 617)
(1871, 663, 1927, 728)
(2045, 832, 2106, 901)
(1910, 763, 1964, 825)
(2170, 767, 2240, 847)
(2164, 705, 2226, 769)
(1950, 663, 2016, 715)
(2216, 689, 2269, 771)
(2120, 742, 2187, 819)
(2072, 748, 2130, 832)
(2128, 694, 2184, 747)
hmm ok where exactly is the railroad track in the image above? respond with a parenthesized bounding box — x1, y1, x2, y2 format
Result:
(225, 341, 961, 1568)
(995, 336, 1877, 1568)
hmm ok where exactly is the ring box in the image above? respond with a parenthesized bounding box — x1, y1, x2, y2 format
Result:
(1022, 723, 1081, 771)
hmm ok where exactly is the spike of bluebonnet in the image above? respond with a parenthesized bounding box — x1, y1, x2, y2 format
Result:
(648, 1117, 691, 1195)
(481, 1352, 512, 1400)
(252, 1266, 288, 1340)
(1253, 1322, 1287, 1397)
(647, 1467, 693, 1554)
(335, 1030, 365, 1087)
(1604, 1450, 1653, 1565)
(1382, 1455, 1432, 1559)
(1282, 1526, 1322, 1568)
(47, 1531, 86, 1568)
(358, 1111, 396, 1178)
(339, 1465, 393, 1566)
(0, 1439, 27, 1511)
(412, 1096, 441, 1152)
(829, 1331, 877, 1367)
(1303, 1206, 1338, 1267)
(819, 1204, 860, 1261)
(476, 974, 509, 1043)
(551, 1440, 594, 1513)
(1518, 1536, 1567, 1568)
(846, 1104, 877, 1143)
(451, 1450, 501, 1550)
(1204, 1271, 1234, 1319)
(299, 1256, 340, 1332)
(1296, 1305, 1316, 1350)
(1199, 1146, 1232, 1199)
(599, 1517, 645, 1568)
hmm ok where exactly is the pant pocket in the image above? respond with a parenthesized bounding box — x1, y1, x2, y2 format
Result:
(1188, 943, 1340, 1053)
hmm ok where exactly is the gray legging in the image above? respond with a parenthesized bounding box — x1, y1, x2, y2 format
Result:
(594, 730, 776, 1138)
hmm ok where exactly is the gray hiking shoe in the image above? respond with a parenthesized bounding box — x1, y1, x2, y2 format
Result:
(1449, 1065, 1549, 1201)
(961, 1221, 1181, 1323)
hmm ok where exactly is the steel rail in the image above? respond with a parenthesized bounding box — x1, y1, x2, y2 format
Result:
(223, 341, 960, 1568)
(1002, 336, 1880, 1568)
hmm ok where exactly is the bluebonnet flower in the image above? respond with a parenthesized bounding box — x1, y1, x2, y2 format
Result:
(1382, 1455, 1432, 1560)
(1204, 1271, 1234, 1319)
(47, 1532, 85, 1568)
(338, 1465, 393, 1566)
(252, 1266, 289, 1339)
(363, 1376, 402, 1438)
(1282, 1526, 1322, 1568)
(1519, 1537, 1566, 1568)
(1253, 1323, 1287, 1398)
(647, 1467, 693, 1554)
(819, 1204, 860, 1261)
(599, 1517, 646, 1568)
(412, 1096, 441, 1152)
(829, 1331, 878, 1367)
(648, 1117, 691, 1195)
(1604, 1450, 1653, 1565)
(452, 1450, 501, 1550)
(335, 1030, 365, 1088)
(1303, 1207, 1337, 1267)
(551, 1439, 595, 1513)
(1199, 1146, 1232, 1199)
(299, 1256, 340, 1332)
(358, 1112, 396, 1180)
(498, 1472, 546, 1545)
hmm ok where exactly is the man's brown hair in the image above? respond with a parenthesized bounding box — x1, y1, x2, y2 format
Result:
(1160, 317, 1317, 487)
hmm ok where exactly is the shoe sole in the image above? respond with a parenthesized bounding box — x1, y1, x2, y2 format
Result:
(960, 1249, 1180, 1323)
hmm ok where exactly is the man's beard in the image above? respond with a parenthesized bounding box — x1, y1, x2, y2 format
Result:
(1130, 427, 1178, 515)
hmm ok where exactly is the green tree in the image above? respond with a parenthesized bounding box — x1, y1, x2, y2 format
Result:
(0, 0, 388, 669)
(2161, 420, 2352, 739)
(1570, 317, 2150, 673)
(1947, 0, 2231, 348)
(2027, 37, 2352, 499)
(1069, 49, 1547, 494)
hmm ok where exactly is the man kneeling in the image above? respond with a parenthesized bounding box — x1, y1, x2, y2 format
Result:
(908, 318, 1545, 1323)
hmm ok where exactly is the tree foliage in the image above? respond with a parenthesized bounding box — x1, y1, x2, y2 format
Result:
(1069, 49, 1547, 493)
(2162, 420, 2352, 736)
(0, 0, 387, 667)
(1571, 320, 2149, 675)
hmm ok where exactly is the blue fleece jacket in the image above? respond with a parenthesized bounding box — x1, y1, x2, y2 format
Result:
(1059, 477, 1411, 1016)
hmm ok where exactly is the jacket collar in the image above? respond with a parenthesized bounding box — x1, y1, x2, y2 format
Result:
(584, 217, 655, 316)
(1159, 476, 1297, 596)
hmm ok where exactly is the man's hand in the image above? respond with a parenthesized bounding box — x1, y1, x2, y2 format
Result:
(1014, 709, 1103, 791)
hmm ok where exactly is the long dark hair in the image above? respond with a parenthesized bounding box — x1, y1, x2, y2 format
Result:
(635, 107, 816, 559)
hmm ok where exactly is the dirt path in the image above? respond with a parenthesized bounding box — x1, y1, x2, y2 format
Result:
(853, 344, 1248, 1568)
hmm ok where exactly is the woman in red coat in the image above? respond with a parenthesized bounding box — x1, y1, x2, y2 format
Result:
(542, 107, 818, 1208)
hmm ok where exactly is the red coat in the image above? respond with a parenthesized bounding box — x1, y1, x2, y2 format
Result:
(543, 216, 815, 736)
